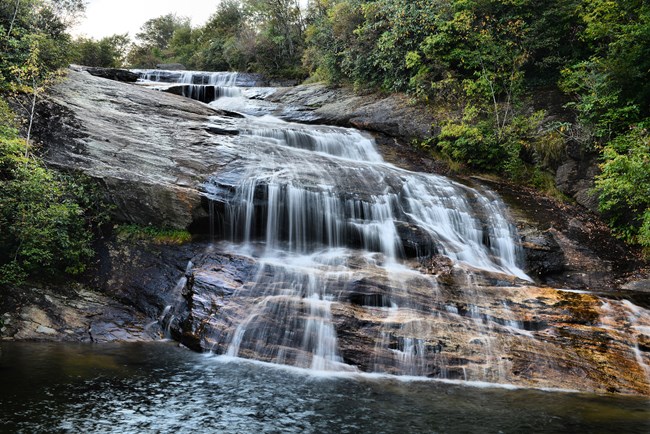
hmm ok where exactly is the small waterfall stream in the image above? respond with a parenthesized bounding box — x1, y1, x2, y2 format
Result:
(133, 70, 650, 389)
(136, 70, 244, 102)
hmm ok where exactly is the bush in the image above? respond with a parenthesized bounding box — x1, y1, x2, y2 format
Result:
(595, 126, 650, 250)
(0, 100, 101, 284)
(115, 224, 192, 245)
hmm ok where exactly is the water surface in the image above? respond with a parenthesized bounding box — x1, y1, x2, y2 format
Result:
(1, 342, 648, 433)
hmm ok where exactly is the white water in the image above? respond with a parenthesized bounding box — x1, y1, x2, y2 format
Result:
(135, 70, 242, 101)
(198, 78, 533, 376)
(138, 70, 534, 378)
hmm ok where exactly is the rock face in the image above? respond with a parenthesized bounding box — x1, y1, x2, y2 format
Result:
(0, 284, 159, 343)
(555, 149, 601, 212)
(267, 84, 437, 143)
(32, 69, 240, 229)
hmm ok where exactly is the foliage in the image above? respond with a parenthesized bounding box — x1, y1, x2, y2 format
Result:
(595, 127, 650, 249)
(239, 0, 306, 78)
(196, 0, 251, 71)
(0, 100, 100, 284)
(1, 0, 83, 89)
(123, 1, 307, 78)
(127, 13, 192, 68)
(0, 0, 115, 284)
(436, 109, 545, 179)
(115, 224, 192, 245)
(71, 34, 130, 68)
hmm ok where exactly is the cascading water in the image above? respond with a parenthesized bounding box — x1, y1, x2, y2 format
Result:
(136, 70, 243, 102)
(156, 73, 532, 377)
(127, 70, 650, 393)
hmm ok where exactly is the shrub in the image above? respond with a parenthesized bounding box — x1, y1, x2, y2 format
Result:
(595, 126, 650, 251)
(0, 100, 100, 284)
(115, 224, 192, 245)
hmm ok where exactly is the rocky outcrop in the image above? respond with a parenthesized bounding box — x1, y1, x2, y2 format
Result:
(166, 246, 650, 395)
(267, 84, 437, 143)
(0, 284, 159, 343)
(31, 69, 242, 229)
(70, 64, 140, 82)
(554, 141, 601, 212)
(477, 178, 641, 292)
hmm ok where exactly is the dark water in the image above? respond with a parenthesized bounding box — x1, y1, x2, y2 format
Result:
(1, 342, 648, 433)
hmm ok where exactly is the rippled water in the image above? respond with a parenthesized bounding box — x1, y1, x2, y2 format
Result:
(1, 342, 648, 433)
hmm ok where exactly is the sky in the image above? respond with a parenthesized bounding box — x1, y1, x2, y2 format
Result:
(70, 0, 223, 40)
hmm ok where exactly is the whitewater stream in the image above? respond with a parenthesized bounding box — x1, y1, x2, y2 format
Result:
(137, 70, 650, 386)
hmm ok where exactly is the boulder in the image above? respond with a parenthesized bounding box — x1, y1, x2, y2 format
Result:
(70, 65, 139, 82)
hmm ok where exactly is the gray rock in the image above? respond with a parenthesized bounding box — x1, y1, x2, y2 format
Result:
(33, 70, 239, 229)
(70, 65, 139, 82)
(622, 279, 650, 292)
(521, 229, 566, 277)
(554, 154, 601, 212)
(268, 84, 436, 143)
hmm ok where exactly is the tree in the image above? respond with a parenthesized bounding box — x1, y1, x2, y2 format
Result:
(198, 0, 247, 70)
(561, 0, 650, 139)
(72, 34, 130, 68)
(128, 13, 191, 68)
(0, 0, 107, 285)
(1, 0, 83, 87)
(243, 0, 306, 77)
(136, 13, 189, 50)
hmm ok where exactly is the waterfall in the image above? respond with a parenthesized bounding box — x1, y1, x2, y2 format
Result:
(201, 109, 529, 374)
(139, 70, 533, 378)
(135, 70, 243, 102)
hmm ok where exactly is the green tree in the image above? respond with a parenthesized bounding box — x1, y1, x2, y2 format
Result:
(135, 13, 188, 50)
(560, 1, 650, 139)
(243, 0, 306, 77)
(71, 34, 130, 68)
(595, 127, 650, 250)
(197, 0, 248, 71)
(127, 13, 191, 68)
(1, 0, 84, 88)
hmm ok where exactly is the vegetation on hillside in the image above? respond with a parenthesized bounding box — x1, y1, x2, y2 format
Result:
(0, 0, 111, 284)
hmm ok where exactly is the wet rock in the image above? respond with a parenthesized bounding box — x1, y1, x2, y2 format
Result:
(171, 248, 258, 351)
(394, 221, 437, 258)
(479, 178, 639, 291)
(70, 65, 140, 82)
(158, 246, 650, 395)
(1, 285, 160, 343)
(520, 229, 566, 278)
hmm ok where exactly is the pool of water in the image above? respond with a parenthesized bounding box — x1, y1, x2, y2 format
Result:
(1, 342, 648, 433)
